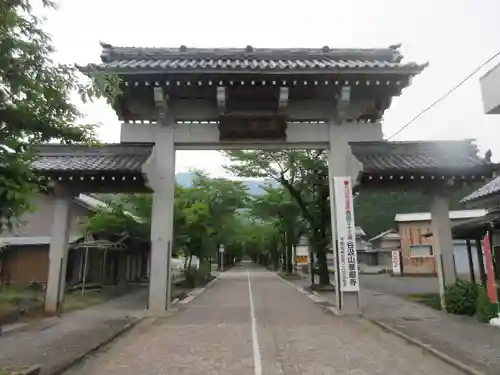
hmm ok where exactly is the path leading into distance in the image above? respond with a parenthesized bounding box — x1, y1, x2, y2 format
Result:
(64, 263, 463, 375)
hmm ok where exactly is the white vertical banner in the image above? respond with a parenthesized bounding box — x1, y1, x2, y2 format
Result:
(333, 177, 360, 292)
(392, 251, 402, 276)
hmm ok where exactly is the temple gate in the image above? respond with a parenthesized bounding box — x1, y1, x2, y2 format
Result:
(32, 44, 496, 315)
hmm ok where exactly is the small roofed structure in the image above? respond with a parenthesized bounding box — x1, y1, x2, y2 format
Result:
(367, 229, 401, 271)
(369, 228, 401, 244)
(423, 209, 500, 286)
(447, 210, 500, 240)
(351, 139, 496, 306)
(458, 169, 500, 285)
(70, 235, 128, 294)
(396, 209, 487, 224)
(461, 176, 500, 208)
(458, 176, 500, 286)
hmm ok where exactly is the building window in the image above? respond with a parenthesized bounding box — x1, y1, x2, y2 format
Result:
(409, 244, 433, 258)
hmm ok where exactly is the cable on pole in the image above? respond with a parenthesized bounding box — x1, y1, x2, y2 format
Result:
(386, 50, 500, 140)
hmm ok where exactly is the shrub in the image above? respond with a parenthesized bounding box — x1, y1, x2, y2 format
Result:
(183, 260, 212, 288)
(444, 279, 478, 316)
(475, 285, 499, 323)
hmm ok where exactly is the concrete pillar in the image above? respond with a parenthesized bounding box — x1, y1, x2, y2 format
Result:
(328, 121, 360, 315)
(143, 87, 176, 315)
(45, 192, 72, 313)
(430, 192, 457, 300)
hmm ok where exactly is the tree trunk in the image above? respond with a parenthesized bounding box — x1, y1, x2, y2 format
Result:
(316, 249, 330, 285)
(272, 247, 280, 270)
(281, 238, 287, 272)
(310, 228, 330, 286)
(309, 248, 315, 286)
(285, 221, 294, 274)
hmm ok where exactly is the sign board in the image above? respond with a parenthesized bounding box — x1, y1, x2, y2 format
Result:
(483, 235, 498, 304)
(295, 255, 308, 265)
(391, 251, 401, 276)
(219, 245, 225, 253)
(333, 177, 360, 292)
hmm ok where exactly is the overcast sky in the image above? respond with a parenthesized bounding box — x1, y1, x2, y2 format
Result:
(42, 0, 500, 177)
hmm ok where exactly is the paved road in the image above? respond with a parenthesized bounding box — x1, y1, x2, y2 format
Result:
(0, 289, 147, 375)
(65, 264, 464, 375)
(360, 274, 440, 296)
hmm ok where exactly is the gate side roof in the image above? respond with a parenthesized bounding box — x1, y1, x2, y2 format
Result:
(350, 139, 492, 175)
(30, 140, 494, 184)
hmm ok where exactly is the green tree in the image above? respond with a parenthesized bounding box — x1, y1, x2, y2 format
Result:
(175, 186, 214, 277)
(219, 212, 259, 264)
(191, 171, 249, 267)
(0, 0, 119, 227)
(234, 214, 281, 267)
(83, 194, 150, 240)
(224, 149, 332, 285)
(250, 185, 302, 273)
(84, 175, 250, 273)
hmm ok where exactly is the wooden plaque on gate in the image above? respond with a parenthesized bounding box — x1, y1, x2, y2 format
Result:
(218, 114, 287, 140)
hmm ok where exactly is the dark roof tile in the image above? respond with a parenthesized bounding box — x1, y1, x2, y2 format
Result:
(90, 44, 427, 74)
(350, 140, 492, 174)
(32, 144, 152, 173)
(31, 140, 492, 179)
(461, 176, 500, 203)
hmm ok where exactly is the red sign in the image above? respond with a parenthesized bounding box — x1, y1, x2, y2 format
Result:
(482, 234, 497, 304)
(334, 177, 359, 292)
(392, 251, 401, 275)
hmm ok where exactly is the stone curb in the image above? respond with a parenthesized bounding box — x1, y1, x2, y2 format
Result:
(369, 319, 486, 375)
(47, 318, 142, 375)
(11, 365, 41, 375)
(275, 273, 344, 316)
(178, 274, 221, 305)
(8, 276, 222, 375)
(275, 272, 485, 375)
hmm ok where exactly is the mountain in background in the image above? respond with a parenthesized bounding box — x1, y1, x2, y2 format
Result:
(175, 172, 278, 195)
(96, 172, 478, 239)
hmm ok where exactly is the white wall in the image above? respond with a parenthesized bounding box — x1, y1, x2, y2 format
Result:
(480, 62, 500, 114)
(453, 240, 480, 277)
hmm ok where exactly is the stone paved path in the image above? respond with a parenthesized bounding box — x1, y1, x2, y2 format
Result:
(64, 264, 464, 375)
(360, 288, 500, 375)
(293, 274, 500, 375)
(0, 289, 147, 375)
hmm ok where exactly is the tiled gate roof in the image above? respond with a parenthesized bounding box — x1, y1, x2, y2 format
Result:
(30, 140, 495, 186)
(350, 140, 491, 174)
(32, 144, 152, 173)
(90, 43, 427, 74)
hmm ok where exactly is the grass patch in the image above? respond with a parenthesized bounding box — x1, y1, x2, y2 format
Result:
(406, 292, 442, 310)
(0, 284, 113, 324)
(62, 290, 107, 313)
(0, 365, 39, 375)
(0, 284, 43, 304)
(0, 285, 44, 324)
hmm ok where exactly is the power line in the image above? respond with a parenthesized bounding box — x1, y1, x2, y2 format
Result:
(387, 50, 500, 140)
